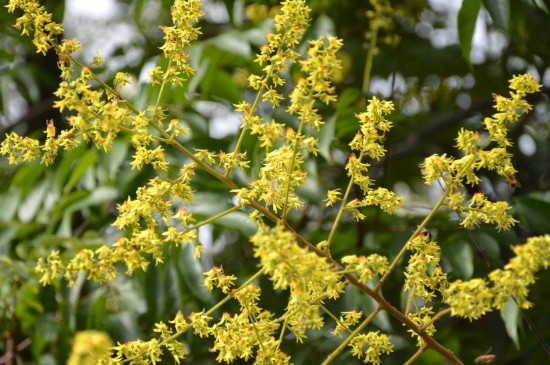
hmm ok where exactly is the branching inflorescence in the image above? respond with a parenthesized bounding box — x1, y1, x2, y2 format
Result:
(2, 0, 549, 364)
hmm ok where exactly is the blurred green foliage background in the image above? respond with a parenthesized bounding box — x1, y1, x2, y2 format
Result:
(1, 0, 550, 363)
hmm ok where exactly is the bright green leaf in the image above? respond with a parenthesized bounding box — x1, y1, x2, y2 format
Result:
(319, 115, 335, 161)
(208, 31, 251, 59)
(64, 148, 97, 193)
(18, 181, 48, 223)
(501, 297, 520, 348)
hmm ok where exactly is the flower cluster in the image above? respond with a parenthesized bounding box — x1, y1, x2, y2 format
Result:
(365, 0, 400, 49)
(489, 234, 550, 309)
(203, 266, 237, 294)
(341, 254, 389, 283)
(287, 36, 343, 129)
(36, 168, 200, 285)
(227, 0, 311, 174)
(422, 74, 541, 231)
(331, 97, 402, 221)
(7, 0, 64, 55)
(444, 235, 550, 320)
(406, 306, 436, 347)
(233, 145, 307, 213)
(112, 312, 189, 365)
(332, 310, 363, 337)
(67, 331, 113, 365)
(211, 285, 280, 363)
(251, 225, 344, 340)
(248, 0, 310, 99)
(153, 0, 204, 85)
(403, 231, 447, 302)
(349, 331, 394, 365)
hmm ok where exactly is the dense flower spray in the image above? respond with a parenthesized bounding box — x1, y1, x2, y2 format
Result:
(2, 0, 548, 364)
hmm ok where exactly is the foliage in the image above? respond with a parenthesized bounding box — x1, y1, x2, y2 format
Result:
(1, 0, 550, 364)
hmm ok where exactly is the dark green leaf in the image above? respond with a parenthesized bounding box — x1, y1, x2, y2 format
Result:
(515, 194, 550, 233)
(458, 0, 482, 67)
(527, 0, 550, 14)
(442, 240, 474, 279)
(206, 70, 242, 104)
(483, 0, 510, 32)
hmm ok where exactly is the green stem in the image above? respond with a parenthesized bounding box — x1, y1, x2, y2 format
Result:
(184, 204, 244, 233)
(375, 189, 449, 291)
(421, 308, 451, 330)
(403, 345, 429, 365)
(321, 306, 382, 365)
(225, 78, 269, 178)
(361, 27, 379, 101)
(326, 151, 365, 251)
(277, 318, 288, 350)
(206, 269, 265, 316)
(245, 303, 267, 355)
(281, 119, 306, 222)
(154, 59, 172, 112)
(319, 303, 352, 333)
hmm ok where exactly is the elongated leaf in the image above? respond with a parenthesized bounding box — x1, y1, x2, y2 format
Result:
(319, 115, 336, 161)
(208, 31, 251, 59)
(18, 181, 48, 223)
(56, 142, 87, 192)
(483, 0, 510, 32)
(0, 190, 20, 221)
(458, 0, 482, 66)
(528, 0, 550, 14)
(501, 297, 520, 348)
(515, 194, 550, 233)
(442, 240, 474, 279)
(64, 148, 97, 192)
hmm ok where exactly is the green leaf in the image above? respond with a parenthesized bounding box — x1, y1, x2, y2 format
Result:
(515, 194, 550, 233)
(56, 142, 87, 192)
(501, 297, 520, 348)
(483, 0, 510, 32)
(192, 193, 256, 236)
(527, 0, 550, 15)
(66, 187, 118, 213)
(319, 116, 335, 161)
(213, 212, 257, 237)
(206, 70, 242, 104)
(0, 190, 20, 221)
(15, 285, 43, 330)
(98, 140, 128, 180)
(64, 148, 97, 192)
(53, 190, 90, 215)
(458, 0, 482, 67)
(18, 181, 48, 223)
(442, 240, 474, 279)
(337, 88, 361, 111)
(13, 163, 46, 193)
(309, 14, 336, 38)
(208, 30, 251, 59)
(477, 232, 500, 260)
